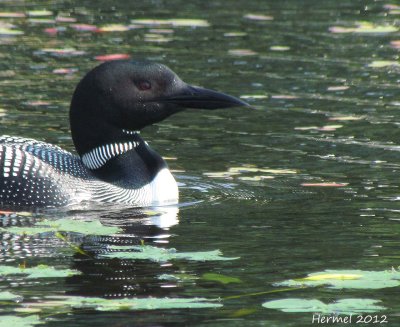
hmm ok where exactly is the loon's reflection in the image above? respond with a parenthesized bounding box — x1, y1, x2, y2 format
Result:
(0, 204, 183, 298)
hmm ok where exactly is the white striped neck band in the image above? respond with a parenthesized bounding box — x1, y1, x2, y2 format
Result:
(81, 141, 139, 170)
(122, 129, 140, 135)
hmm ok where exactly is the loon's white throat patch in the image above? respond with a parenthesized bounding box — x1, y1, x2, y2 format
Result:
(82, 141, 139, 170)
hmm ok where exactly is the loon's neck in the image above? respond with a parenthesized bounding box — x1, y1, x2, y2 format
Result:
(81, 132, 168, 188)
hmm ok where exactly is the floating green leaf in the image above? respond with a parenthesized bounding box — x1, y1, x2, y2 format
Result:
(262, 298, 385, 315)
(0, 291, 22, 301)
(131, 18, 209, 27)
(27, 295, 221, 311)
(368, 60, 400, 68)
(0, 315, 43, 327)
(244, 14, 273, 21)
(0, 27, 23, 35)
(98, 24, 130, 32)
(201, 273, 242, 284)
(1, 218, 121, 236)
(228, 49, 257, 56)
(329, 22, 398, 34)
(27, 10, 53, 17)
(0, 264, 81, 279)
(100, 245, 239, 262)
(276, 269, 400, 289)
(270, 45, 290, 51)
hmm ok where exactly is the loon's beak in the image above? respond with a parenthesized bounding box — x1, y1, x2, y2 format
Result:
(161, 85, 250, 109)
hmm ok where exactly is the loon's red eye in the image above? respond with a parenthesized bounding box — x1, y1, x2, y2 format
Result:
(136, 80, 152, 91)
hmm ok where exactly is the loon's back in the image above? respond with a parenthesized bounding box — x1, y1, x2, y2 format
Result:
(0, 136, 178, 207)
(0, 136, 88, 207)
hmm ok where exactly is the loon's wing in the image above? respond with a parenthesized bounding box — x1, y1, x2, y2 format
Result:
(0, 136, 87, 176)
(0, 136, 90, 207)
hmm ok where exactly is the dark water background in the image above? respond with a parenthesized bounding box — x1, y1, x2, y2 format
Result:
(1, 0, 400, 326)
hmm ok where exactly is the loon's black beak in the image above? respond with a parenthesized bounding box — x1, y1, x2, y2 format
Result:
(160, 85, 250, 109)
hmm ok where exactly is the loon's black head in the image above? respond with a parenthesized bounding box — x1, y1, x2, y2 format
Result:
(70, 60, 248, 156)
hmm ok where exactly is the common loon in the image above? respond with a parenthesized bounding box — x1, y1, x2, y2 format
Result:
(0, 60, 248, 208)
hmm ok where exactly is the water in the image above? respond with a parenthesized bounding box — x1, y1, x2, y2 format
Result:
(1, 0, 400, 325)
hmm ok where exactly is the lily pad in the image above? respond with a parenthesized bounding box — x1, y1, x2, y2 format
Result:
(0, 27, 23, 35)
(368, 60, 400, 68)
(131, 18, 210, 27)
(27, 10, 53, 17)
(329, 22, 398, 34)
(100, 245, 239, 262)
(244, 14, 273, 21)
(0, 290, 22, 301)
(27, 295, 221, 311)
(327, 86, 349, 91)
(275, 269, 400, 289)
(228, 49, 257, 56)
(0, 12, 26, 18)
(39, 48, 86, 57)
(240, 95, 268, 99)
(0, 264, 81, 279)
(301, 182, 348, 187)
(98, 24, 130, 32)
(329, 115, 363, 121)
(70, 23, 98, 32)
(0, 218, 121, 236)
(0, 315, 43, 327)
(263, 298, 385, 315)
(270, 46, 290, 51)
(95, 54, 131, 61)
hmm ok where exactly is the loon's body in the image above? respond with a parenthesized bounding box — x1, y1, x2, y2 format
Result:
(0, 60, 247, 208)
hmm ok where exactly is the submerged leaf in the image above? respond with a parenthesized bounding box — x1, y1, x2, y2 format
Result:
(263, 298, 385, 314)
(201, 273, 242, 284)
(231, 308, 257, 317)
(100, 245, 239, 262)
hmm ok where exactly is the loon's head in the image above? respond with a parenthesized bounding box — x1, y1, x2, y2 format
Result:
(70, 60, 248, 156)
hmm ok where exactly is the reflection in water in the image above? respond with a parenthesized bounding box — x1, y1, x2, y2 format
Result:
(0, 205, 180, 298)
